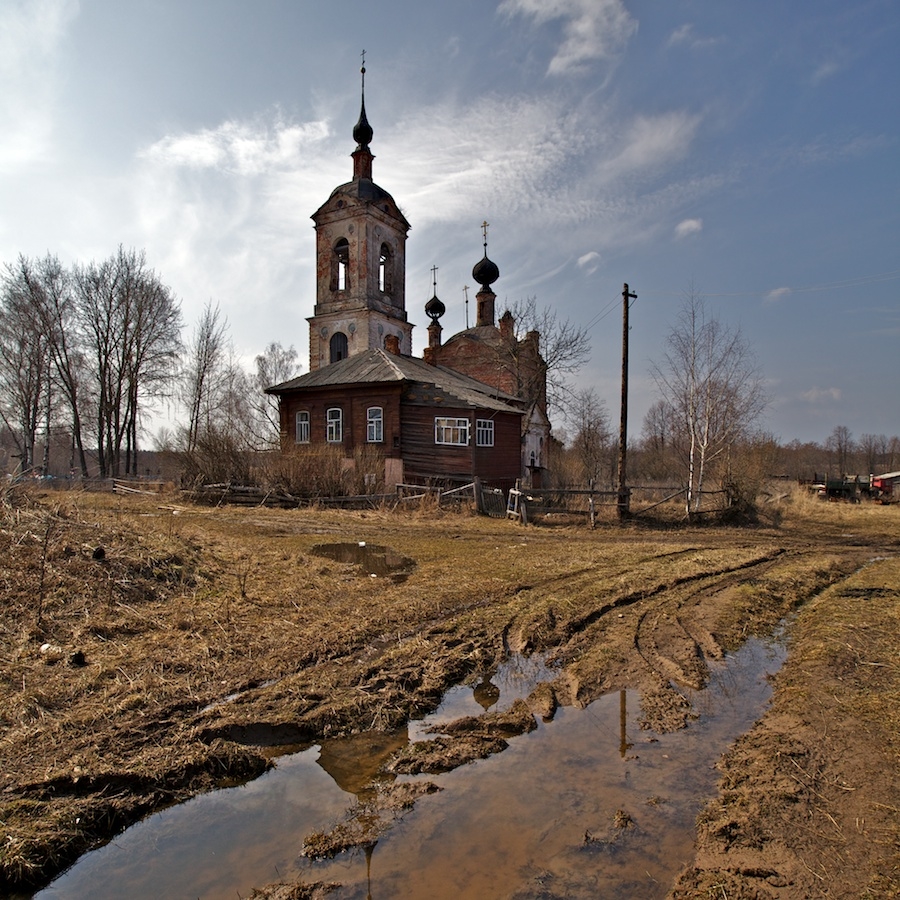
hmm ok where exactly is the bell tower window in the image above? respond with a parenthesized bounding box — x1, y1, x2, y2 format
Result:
(333, 238, 350, 291)
(330, 332, 348, 363)
(379, 243, 392, 295)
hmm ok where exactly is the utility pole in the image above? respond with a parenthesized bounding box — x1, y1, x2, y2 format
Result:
(617, 282, 637, 520)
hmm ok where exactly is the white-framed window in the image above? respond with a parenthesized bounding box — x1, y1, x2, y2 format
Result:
(295, 411, 310, 444)
(476, 418, 494, 447)
(367, 406, 383, 442)
(326, 407, 343, 443)
(435, 417, 470, 446)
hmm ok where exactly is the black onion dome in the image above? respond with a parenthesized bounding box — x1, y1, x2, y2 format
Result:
(472, 253, 500, 290)
(425, 294, 446, 322)
(353, 99, 373, 149)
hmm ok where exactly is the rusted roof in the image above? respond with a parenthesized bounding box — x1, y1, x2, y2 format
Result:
(266, 349, 523, 414)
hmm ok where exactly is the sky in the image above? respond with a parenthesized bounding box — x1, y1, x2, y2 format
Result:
(1, 0, 898, 445)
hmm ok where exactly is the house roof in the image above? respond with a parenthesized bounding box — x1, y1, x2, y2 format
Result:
(266, 348, 524, 415)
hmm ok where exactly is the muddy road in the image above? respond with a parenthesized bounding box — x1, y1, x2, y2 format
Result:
(1, 490, 898, 897)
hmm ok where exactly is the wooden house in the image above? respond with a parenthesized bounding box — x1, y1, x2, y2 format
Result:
(267, 343, 526, 491)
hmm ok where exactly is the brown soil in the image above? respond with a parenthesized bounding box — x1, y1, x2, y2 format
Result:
(1, 485, 898, 897)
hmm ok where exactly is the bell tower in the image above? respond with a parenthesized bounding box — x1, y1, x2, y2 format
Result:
(308, 59, 412, 370)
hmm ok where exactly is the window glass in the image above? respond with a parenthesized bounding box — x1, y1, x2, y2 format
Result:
(326, 408, 343, 443)
(476, 419, 494, 447)
(367, 407, 383, 442)
(434, 417, 470, 446)
(295, 411, 310, 444)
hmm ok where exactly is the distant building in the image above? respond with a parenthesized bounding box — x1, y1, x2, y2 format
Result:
(267, 69, 549, 492)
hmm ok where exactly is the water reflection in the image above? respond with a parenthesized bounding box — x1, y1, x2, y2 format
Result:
(37, 635, 785, 900)
(310, 542, 415, 583)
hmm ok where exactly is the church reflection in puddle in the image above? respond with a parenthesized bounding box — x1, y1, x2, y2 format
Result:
(37, 636, 785, 900)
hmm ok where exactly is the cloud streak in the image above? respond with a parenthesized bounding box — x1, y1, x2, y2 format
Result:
(499, 0, 638, 76)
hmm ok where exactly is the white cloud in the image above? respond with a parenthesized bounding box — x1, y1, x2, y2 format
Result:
(0, 0, 78, 172)
(802, 387, 842, 404)
(599, 111, 701, 180)
(674, 218, 702, 239)
(811, 61, 840, 85)
(499, 0, 638, 76)
(765, 286, 792, 303)
(141, 118, 330, 175)
(577, 251, 601, 274)
(667, 23, 721, 50)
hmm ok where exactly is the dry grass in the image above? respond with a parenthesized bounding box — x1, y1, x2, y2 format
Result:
(1, 483, 898, 893)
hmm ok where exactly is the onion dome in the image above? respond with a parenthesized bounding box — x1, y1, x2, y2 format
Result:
(353, 70, 373, 149)
(472, 253, 499, 291)
(425, 294, 446, 322)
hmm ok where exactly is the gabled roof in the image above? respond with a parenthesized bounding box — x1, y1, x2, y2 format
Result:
(266, 348, 523, 415)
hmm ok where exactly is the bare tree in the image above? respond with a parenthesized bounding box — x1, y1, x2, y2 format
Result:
(567, 387, 613, 485)
(74, 247, 182, 477)
(650, 287, 767, 517)
(504, 297, 592, 418)
(825, 425, 855, 476)
(858, 432, 887, 476)
(181, 301, 229, 453)
(21, 255, 92, 477)
(0, 257, 53, 473)
(250, 342, 301, 448)
(639, 398, 678, 482)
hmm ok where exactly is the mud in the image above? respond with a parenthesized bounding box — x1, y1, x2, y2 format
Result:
(2, 492, 899, 897)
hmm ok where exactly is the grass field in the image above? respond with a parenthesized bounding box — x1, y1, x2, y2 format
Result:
(1, 484, 897, 896)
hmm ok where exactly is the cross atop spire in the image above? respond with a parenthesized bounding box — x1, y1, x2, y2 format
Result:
(481, 220, 490, 252)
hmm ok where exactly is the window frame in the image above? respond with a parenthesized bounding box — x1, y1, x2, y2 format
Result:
(326, 407, 343, 443)
(367, 406, 383, 443)
(475, 418, 494, 447)
(295, 410, 310, 444)
(434, 416, 470, 446)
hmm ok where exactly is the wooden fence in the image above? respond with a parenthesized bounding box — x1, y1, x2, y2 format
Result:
(507, 482, 689, 526)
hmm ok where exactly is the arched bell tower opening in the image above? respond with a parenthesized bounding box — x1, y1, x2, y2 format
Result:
(307, 61, 413, 370)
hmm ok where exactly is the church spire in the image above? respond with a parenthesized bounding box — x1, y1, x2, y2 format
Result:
(352, 51, 374, 181)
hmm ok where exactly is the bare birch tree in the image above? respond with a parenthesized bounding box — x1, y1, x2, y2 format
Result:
(650, 288, 767, 517)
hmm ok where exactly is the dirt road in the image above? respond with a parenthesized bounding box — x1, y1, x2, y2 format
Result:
(1, 489, 897, 896)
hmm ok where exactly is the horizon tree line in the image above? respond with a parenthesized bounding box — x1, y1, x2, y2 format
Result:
(0, 250, 300, 480)
(2, 253, 896, 502)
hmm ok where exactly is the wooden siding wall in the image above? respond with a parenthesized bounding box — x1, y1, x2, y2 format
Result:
(280, 385, 403, 455)
(401, 397, 522, 486)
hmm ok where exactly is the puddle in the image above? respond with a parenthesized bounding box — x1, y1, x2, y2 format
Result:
(311, 542, 416, 583)
(35, 635, 786, 900)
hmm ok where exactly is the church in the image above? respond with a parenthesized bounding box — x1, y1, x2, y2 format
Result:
(267, 67, 550, 493)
